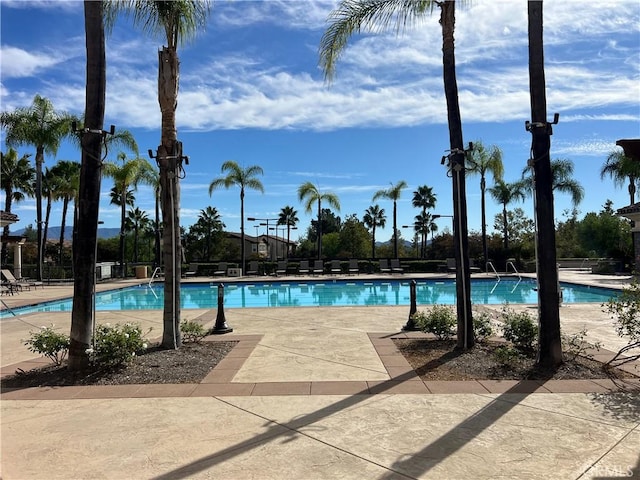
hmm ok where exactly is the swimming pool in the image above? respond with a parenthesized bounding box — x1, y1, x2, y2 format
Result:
(1, 278, 618, 317)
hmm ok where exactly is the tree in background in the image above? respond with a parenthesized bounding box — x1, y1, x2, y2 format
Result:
(1, 149, 34, 264)
(49, 160, 81, 265)
(363, 204, 386, 259)
(601, 150, 640, 206)
(339, 214, 370, 258)
(578, 200, 632, 260)
(412, 185, 437, 258)
(466, 140, 503, 269)
(489, 179, 527, 251)
(373, 181, 408, 259)
(126, 207, 150, 263)
(278, 205, 299, 259)
(0, 95, 77, 280)
(209, 160, 264, 270)
(298, 182, 340, 259)
(522, 158, 584, 208)
(184, 206, 225, 262)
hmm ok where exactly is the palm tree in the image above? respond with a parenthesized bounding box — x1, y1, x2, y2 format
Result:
(522, 158, 584, 207)
(488, 180, 527, 251)
(298, 182, 340, 259)
(69, 0, 107, 370)
(192, 206, 224, 261)
(126, 207, 150, 263)
(0, 95, 77, 280)
(601, 150, 640, 205)
(373, 181, 407, 259)
(104, 152, 154, 277)
(209, 161, 264, 270)
(320, 0, 474, 349)
(42, 167, 56, 250)
(49, 160, 81, 265)
(363, 204, 386, 259)
(527, 0, 562, 367)
(107, 0, 212, 349)
(412, 185, 437, 258)
(466, 140, 504, 269)
(413, 211, 435, 258)
(0, 148, 35, 263)
(278, 206, 299, 259)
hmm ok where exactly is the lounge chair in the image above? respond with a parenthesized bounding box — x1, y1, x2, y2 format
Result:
(1, 284, 14, 295)
(312, 260, 324, 275)
(1, 269, 42, 290)
(390, 259, 404, 274)
(275, 260, 288, 276)
(298, 260, 310, 275)
(213, 262, 227, 276)
(378, 259, 391, 274)
(446, 258, 456, 273)
(348, 259, 360, 275)
(246, 260, 260, 276)
(330, 260, 342, 275)
(182, 264, 198, 278)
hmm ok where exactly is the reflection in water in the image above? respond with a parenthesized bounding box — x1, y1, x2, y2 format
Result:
(2, 279, 619, 316)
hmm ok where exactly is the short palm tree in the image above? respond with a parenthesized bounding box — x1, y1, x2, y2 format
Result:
(488, 180, 527, 251)
(0, 148, 34, 263)
(601, 150, 640, 205)
(412, 185, 437, 258)
(49, 160, 81, 265)
(278, 206, 299, 259)
(103, 152, 155, 277)
(126, 207, 150, 263)
(209, 161, 264, 270)
(466, 141, 504, 268)
(298, 182, 340, 259)
(373, 181, 407, 259)
(522, 158, 584, 207)
(0, 94, 77, 280)
(363, 204, 386, 259)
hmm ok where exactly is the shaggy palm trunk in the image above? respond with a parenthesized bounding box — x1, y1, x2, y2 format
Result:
(528, 0, 562, 368)
(154, 191, 161, 269)
(69, 0, 106, 370)
(158, 46, 182, 349)
(441, 1, 474, 349)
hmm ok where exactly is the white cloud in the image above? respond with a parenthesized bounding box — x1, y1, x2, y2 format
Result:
(0, 46, 64, 78)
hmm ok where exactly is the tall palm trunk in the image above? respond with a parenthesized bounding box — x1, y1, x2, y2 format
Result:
(119, 194, 126, 277)
(371, 225, 376, 259)
(35, 147, 44, 280)
(69, 0, 106, 370)
(528, 0, 562, 367)
(157, 46, 182, 349)
(58, 197, 69, 265)
(502, 203, 509, 250)
(480, 176, 488, 268)
(392, 201, 398, 258)
(240, 188, 245, 271)
(441, 1, 473, 349)
(317, 199, 322, 259)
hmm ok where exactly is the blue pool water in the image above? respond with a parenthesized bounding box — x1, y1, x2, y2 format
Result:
(1, 279, 618, 317)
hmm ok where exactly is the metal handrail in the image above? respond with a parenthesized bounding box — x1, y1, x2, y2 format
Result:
(149, 267, 163, 288)
(506, 261, 522, 280)
(486, 261, 500, 280)
(1, 299, 16, 316)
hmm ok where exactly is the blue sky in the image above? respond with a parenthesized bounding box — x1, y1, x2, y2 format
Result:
(1, 0, 639, 244)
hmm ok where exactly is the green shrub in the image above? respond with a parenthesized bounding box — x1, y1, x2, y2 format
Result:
(87, 323, 148, 366)
(492, 345, 522, 366)
(501, 307, 538, 351)
(562, 328, 601, 361)
(473, 311, 494, 342)
(413, 305, 456, 340)
(23, 325, 70, 365)
(180, 319, 207, 343)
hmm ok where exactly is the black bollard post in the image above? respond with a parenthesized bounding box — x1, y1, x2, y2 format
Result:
(402, 279, 420, 331)
(211, 283, 233, 334)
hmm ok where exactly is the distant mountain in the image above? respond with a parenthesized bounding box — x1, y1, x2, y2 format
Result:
(12, 226, 121, 241)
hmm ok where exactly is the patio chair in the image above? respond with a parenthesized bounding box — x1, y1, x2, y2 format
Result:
(246, 260, 260, 276)
(378, 259, 391, 274)
(1, 284, 14, 295)
(446, 258, 456, 273)
(182, 264, 198, 278)
(298, 260, 310, 275)
(330, 260, 342, 275)
(1, 269, 33, 291)
(348, 259, 360, 275)
(312, 260, 325, 275)
(275, 260, 288, 276)
(390, 259, 404, 274)
(213, 262, 227, 276)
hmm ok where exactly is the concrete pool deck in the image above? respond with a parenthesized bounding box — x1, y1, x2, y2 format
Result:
(1, 270, 639, 479)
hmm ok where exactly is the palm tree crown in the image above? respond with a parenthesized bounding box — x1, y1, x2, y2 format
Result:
(363, 204, 386, 259)
(522, 158, 584, 207)
(278, 206, 299, 259)
(601, 150, 640, 205)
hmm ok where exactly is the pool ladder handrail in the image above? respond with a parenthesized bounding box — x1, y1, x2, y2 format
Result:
(486, 261, 500, 281)
(1, 299, 16, 316)
(149, 267, 163, 288)
(506, 261, 522, 281)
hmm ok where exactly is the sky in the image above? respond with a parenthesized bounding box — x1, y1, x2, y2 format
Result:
(1, 0, 639, 244)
